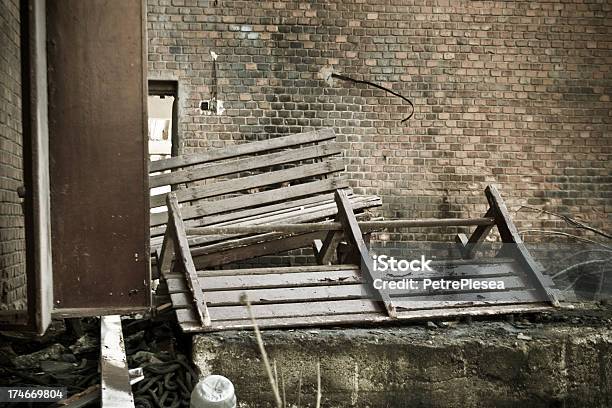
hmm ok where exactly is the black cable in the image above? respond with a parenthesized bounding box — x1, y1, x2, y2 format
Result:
(330, 73, 415, 123)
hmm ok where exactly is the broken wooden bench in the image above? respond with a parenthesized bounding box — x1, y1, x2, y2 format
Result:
(159, 185, 557, 332)
(148, 128, 382, 273)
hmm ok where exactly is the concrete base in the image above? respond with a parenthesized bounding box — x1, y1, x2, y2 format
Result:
(193, 308, 612, 407)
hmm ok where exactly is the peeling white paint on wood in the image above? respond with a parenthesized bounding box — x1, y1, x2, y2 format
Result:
(100, 315, 134, 408)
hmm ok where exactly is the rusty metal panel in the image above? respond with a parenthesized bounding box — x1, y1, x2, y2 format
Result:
(47, 0, 149, 313)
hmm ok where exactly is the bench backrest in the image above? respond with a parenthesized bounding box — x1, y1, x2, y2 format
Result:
(148, 129, 348, 236)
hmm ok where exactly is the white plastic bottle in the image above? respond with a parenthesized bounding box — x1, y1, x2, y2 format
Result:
(190, 375, 237, 408)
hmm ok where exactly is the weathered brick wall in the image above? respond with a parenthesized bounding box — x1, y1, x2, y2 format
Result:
(147, 0, 611, 242)
(0, 0, 26, 310)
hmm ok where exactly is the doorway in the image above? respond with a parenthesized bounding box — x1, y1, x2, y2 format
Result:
(148, 80, 178, 208)
(148, 80, 178, 160)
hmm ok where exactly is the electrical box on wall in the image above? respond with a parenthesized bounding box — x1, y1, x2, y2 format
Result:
(199, 99, 224, 115)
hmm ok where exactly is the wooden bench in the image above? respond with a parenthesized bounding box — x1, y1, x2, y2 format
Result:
(158, 185, 557, 332)
(149, 129, 382, 272)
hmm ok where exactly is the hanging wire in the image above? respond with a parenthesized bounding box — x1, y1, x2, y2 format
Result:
(330, 73, 415, 123)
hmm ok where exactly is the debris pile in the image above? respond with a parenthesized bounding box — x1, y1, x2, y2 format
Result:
(123, 319, 200, 408)
(0, 319, 100, 406)
(0, 316, 200, 407)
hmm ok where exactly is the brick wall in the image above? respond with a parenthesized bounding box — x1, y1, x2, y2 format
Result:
(0, 0, 26, 310)
(147, 0, 611, 242)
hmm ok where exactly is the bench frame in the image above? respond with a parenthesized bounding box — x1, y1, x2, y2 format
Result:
(159, 185, 557, 332)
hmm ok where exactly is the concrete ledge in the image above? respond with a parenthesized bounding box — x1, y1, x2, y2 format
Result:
(193, 311, 612, 407)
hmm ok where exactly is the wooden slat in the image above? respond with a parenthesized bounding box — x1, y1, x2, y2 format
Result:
(196, 259, 516, 290)
(190, 231, 328, 258)
(456, 208, 495, 259)
(168, 265, 536, 297)
(361, 218, 495, 231)
(174, 303, 551, 331)
(166, 260, 521, 287)
(150, 144, 341, 188)
(100, 315, 134, 408)
(194, 193, 339, 226)
(382, 261, 530, 280)
(317, 222, 343, 265)
(485, 185, 560, 306)
(388, 276, 528, 297)
(164, 279, 188, 294)
(170, 284, 366, 307)
(426, 257, 516, 266)
(208, 299, 381, 321)
(151, 199, 463, 246)
(158, 225, 175, 277)
(150, 177, 350, 227)
(393, 289, 542, 311)
(150, 128, 336, 172)
(164, 261, 523, 294)
(184, 217, 495, 235)
(184, 196, 378, 249)
(190, 290, 540, 321)
(171, 276, 529, 308)
(166, 193, 211, 326)
(167, 270, 358, 294)
(200, 269, 361, 291)
(150, 158, 345, 208)
(192, 231, 326, 268)
(149, 191, 353, 237)
(175, 308, 387, 329)
(201, 264, 358, 277)
(393, 303, 552, 320)
(187, 210, 370, 269)
(334, 189, 398, 318)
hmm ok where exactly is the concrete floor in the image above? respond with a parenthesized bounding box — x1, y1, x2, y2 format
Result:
(192, 303, 612, 407)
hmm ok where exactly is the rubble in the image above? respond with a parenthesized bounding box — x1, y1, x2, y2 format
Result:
(122, 319, 200, 408)
(0, 316, 199, 407)
(0, 319, 99, 406)
(12, 344, 67, 370)
(69, 334, 99, 355)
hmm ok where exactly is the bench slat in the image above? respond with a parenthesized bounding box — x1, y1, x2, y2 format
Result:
(150, 158, 345, 208)
(184, 196, 379, 248)
(188, 199, 377, 257)
(207, 299, 380, 321)
(150, 144, 341, 188)
(167, 276, 529, 308)
(149, 128, 335, 173)
(150, 177, 350, 227)
(149, 192, 346, 237)
(193, 231, 325, 269)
